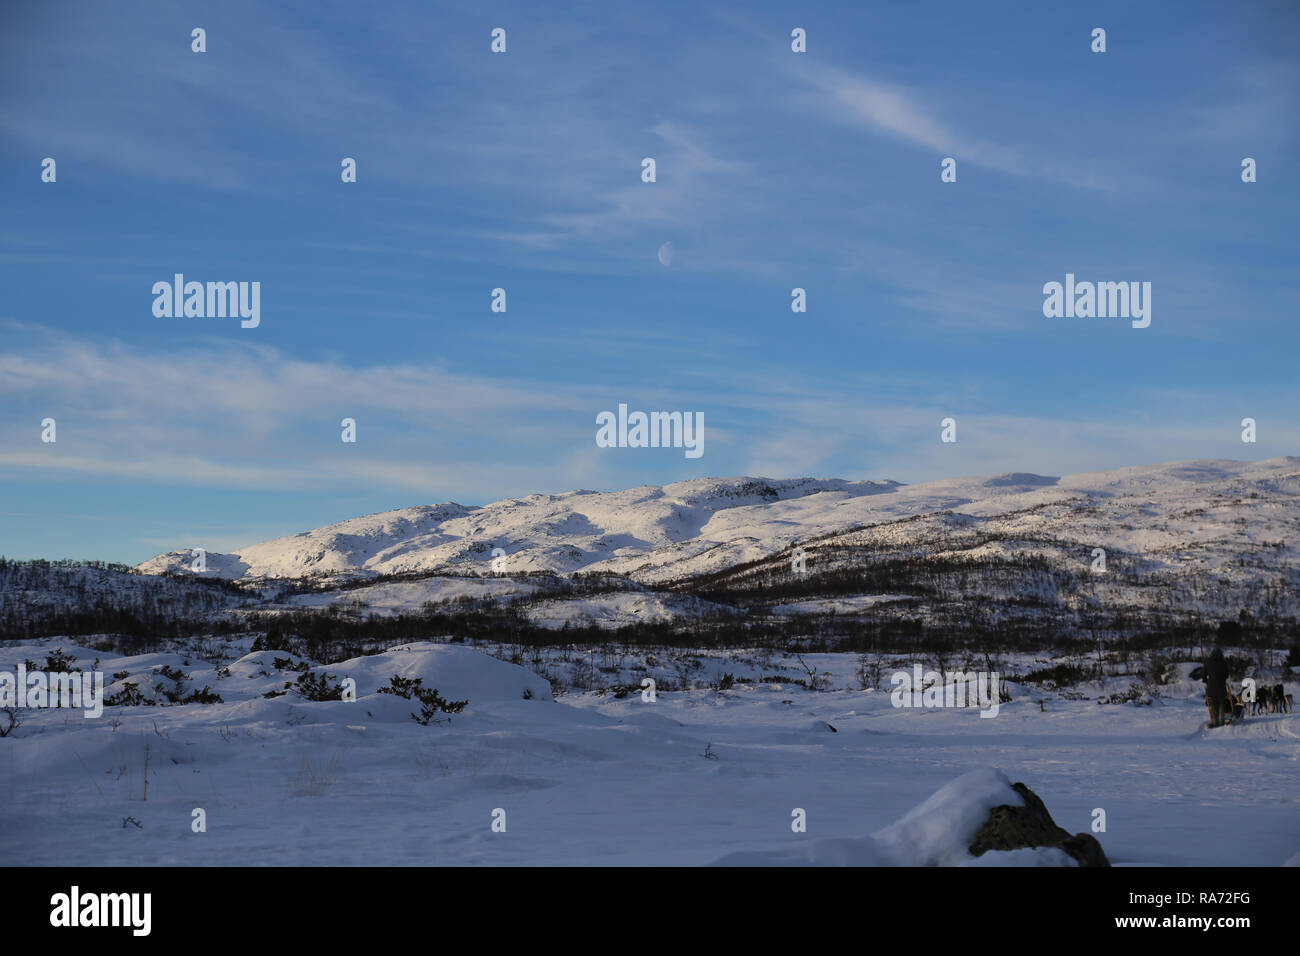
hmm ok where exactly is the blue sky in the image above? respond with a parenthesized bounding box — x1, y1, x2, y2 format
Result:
(2, 0, 1297, 564)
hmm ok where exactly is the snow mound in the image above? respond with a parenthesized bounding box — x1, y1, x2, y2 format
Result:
(711, 767, 1077, 866)
(328, 642, 553, 704)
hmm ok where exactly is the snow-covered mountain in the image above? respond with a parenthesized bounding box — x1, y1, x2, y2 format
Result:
(137, 477, 897, 580)
(135, 458, 1300, 606)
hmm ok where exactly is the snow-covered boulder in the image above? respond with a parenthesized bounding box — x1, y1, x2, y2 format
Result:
(711, 767, 1103, 866)
(966, 780, 1109, 866)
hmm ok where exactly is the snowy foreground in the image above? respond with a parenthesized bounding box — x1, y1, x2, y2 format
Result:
(2, 640, 1296, 867)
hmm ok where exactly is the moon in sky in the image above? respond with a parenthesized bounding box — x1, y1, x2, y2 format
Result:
(657, 241, 674, 268)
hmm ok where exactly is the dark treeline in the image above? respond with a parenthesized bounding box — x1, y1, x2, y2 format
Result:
(681, 553, 1061, 606)
(675, 548, 1298, 633)
(79, 598, 1294, 667)
(5, 554, 1293, 666)
(0, 556, 140, 574)
(0, 559, 250, 641)
(268, 567, 642, 601)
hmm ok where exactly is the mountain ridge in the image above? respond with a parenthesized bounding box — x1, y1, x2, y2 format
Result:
(135, 458, 1300, 592)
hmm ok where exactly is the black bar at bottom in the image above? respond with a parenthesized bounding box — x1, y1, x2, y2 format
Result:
(6, 866, 1287, 941)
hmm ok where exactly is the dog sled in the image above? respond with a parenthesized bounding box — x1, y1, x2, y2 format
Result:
(1206, 683, 1293, 728)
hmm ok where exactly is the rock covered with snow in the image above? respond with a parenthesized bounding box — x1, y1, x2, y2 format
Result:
(968, 780, 1109, 866)
(711, 767, 1101, 866)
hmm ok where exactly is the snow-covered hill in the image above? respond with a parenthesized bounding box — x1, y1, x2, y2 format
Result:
(135, 458, 1300, 596)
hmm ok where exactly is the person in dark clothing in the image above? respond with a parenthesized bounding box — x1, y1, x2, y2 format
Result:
(1204, 648, 1229, 727)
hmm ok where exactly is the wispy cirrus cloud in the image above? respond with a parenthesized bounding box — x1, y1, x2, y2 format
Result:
(792, 62, 1118, 191)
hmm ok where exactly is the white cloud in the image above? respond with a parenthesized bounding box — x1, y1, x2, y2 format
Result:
(796, 63, 1113, 190)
